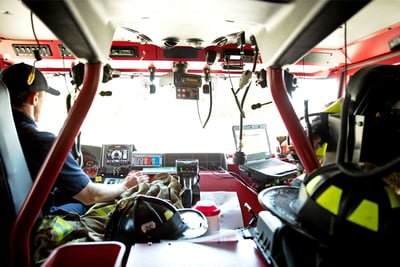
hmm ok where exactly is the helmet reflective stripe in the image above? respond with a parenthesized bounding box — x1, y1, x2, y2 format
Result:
(315, 185, 342, 215)
(384, 186, 400, 209)
(306, 175, 322, 195)
(347, 199, 379, 232)
(164, 209, 174, 220)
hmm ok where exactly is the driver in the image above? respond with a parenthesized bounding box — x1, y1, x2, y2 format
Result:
(0, 63, 149, 215)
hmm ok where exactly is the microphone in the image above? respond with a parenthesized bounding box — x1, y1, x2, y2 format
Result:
(99, 91, 112, 96)
(237, 70, 252, 91)
(251, 101, 272, 110)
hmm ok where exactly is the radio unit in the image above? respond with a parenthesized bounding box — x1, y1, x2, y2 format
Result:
(174, 72, 202, 88)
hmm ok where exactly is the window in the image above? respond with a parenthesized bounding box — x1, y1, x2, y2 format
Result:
(39, 73, 289, 155)
(290, 78, 339, 117)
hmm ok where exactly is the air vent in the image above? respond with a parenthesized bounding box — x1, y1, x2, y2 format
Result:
(58, 45, 75, 57)
(163, 47, 198, 59)
(12, 44, 52, 57)
(137, 33, 152, 44)
(163, 37, 179, 49)
(186, 38, 204, 48)
(212, 36, 228, 46)
(222, 64, 244, 70)
(110, 46, 139, 58)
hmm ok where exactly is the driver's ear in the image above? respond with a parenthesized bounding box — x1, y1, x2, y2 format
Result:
(28, 92, 39, 105)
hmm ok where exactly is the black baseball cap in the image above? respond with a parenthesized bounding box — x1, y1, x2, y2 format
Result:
(0, 63, 60, 96)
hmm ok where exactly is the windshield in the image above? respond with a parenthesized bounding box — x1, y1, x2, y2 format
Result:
(38, 73, 338, 155)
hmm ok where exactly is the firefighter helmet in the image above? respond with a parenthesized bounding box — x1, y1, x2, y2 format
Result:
(105, 195, 206, 246)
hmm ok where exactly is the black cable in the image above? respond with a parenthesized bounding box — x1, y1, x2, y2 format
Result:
(230, 86, 246, 118)
(298, 112, 337, 121)
(30, 11, 42, 62)
(227, 59, 246, 118)
(304, 100, 313, 145)
(67, 62, 84, 167)
(60, 46, 71, 95)
(229, 170, 257, 191)
(237, 45, 259, 151)
(201, 81, 213, 128)
(239, 48, 259, 113)
(196, 100, 203, 126)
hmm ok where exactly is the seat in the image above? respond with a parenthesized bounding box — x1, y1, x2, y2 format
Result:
(0, 80, 33, 266)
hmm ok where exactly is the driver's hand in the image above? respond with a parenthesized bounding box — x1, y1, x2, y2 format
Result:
(124, 170, 149, 188)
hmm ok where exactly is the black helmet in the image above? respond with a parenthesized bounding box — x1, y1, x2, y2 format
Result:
(105, 196, 190, 245)
(299, 168, 400, 244)
(258, 65, 400, 266)
(260, 167, 400, 266)
(338, 64, 400, 169)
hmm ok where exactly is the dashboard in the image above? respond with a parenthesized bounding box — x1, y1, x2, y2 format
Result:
(81, 144, 228, 184)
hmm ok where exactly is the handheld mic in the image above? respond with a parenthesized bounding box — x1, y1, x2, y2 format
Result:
(251, 101, 272, 110)
(237, 70, 252, 91)
(99, 91, 112, 96)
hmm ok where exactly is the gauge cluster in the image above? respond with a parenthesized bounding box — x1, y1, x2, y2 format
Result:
(97, 144, 135, 184)
(101, 144, 134, 166)
(101, 144, 164, 168)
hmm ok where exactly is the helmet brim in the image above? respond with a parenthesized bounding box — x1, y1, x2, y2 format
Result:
(178, 208, 208, 239)
(258, 185, 323, 243)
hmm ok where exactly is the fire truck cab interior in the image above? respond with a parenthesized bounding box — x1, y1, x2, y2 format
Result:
(1, 0, 400, 266)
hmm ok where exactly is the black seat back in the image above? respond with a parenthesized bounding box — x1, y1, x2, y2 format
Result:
(0, 81, 32, 265)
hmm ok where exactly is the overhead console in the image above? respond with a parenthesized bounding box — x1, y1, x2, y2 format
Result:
(0, 38, 260, 75)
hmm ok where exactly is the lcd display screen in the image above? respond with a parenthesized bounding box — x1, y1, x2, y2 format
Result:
(131, 153, 163, 167)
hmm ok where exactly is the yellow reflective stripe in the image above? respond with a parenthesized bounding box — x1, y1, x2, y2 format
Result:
(164, 210, 174, 221)
(53, 217, 73, 242)
(306, 175, 322, 195)
(52, 226, 65, 243)
(347, 199, 379, 232)
(95, 204, 116, 216)
(323, 97, 342, 113)
(38, 217, 52, 231)
(384, 186, 400, 209)
(315, 185, 342, 215)
(315, 143, 328, 156)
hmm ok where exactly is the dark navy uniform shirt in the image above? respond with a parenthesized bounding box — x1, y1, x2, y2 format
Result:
(12, 109, 90, 215)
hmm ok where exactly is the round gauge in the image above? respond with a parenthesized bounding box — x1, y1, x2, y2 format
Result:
(111, 149, 122, 160)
